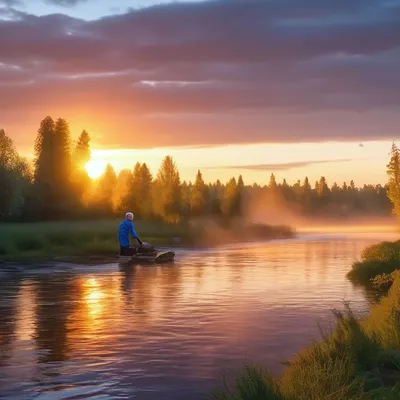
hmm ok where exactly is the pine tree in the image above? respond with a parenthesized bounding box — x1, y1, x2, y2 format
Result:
(139, 163, 153, 219)
(53, 118, 71, 184)
(268, 173, 278, 190)
(74, 130, 91, 169)
(386, 142, 400, 219)
(181, 181, 191, 218)
(72, 130, 91, 205)
(317, 176, 329, 198)
(301, 176, 313, 214)
(94, 163, 117, 214)
(237, 174, 245, 215)
(156, 156, 181, 223)
(34, 116, 54, 188)
(190, 170, 208, 216)
(113, 169, 134, 213)
(222, 177, 240, 216)
(33, 116, 56, 217)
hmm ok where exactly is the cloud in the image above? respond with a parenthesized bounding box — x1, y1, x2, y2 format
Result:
(206, 159, 354, 171)
(0, 0, 21, 6)
(44, 0, 89, 6)
(1, 0, 400, 149)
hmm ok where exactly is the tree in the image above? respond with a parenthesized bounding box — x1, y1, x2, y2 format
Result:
(317, 176, 330, 198)
(113, 169, 133, 214)
(268, 173, 281, 202)
(222, 177, 240, 216)
(53, 118, 72, 184)
(34, 116, 54, 188)
(53, 118, 74, 214)
(72, 130, 91, 205)
(121, 162, 153, 219)
(139, 163, 153, 219)
(93, 163, 117, 214)
(33, 116, 55, 217)
(301, 177, 313, 214)
(0, 129, 31, 219)
(181, 181, 191, 219)
(190, 170, 208, 216)
(386, 142, 400, 219)
(129, 162, 142, 211)
(268, 173, 278, 190)
(74, 130, 91, 169)
(155, 156, 181, 222)
(237, 175, 245, 215)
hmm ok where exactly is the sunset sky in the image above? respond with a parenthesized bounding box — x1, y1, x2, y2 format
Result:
(1, 0, 399, 185)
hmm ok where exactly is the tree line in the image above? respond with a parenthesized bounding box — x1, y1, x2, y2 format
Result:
(0, 116, 393, 223)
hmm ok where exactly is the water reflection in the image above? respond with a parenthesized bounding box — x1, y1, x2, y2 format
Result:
(0, 232, 397, 399)
(0, 276, 22, 367)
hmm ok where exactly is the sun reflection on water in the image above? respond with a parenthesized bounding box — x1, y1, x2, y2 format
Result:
(83, 278, 104, 317)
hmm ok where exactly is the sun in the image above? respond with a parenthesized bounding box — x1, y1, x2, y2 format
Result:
(85, 159, 107, 179)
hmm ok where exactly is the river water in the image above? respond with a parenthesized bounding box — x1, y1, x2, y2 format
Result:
(0, 231, 397, 399)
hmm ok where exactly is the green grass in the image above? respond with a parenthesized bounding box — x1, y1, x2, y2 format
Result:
(347, 241, 400, 286)
(0, 219, 188, 262)
(0, 218, 294, 263)
(209, 273, 400, 400)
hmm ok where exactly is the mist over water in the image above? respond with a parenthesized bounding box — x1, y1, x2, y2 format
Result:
(0, 230, 398, 399)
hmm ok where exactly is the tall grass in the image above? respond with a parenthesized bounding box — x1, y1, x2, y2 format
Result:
(210, 274, 400, 400)
(0, 219, 188, 262)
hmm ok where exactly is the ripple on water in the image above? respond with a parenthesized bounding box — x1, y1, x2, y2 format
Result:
(0, 232, 395, 399)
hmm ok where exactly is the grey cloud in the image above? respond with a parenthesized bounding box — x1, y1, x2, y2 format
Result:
(0, 0, 22, 6)
(44, 0, 89, 6)
(1, 0, 400, 148)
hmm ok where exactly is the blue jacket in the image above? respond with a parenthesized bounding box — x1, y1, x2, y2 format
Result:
(118, 219, 138, 247)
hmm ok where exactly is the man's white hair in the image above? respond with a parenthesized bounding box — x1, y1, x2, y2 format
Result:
(125, 212, 134, 220)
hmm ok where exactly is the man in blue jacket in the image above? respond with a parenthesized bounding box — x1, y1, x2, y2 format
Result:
(118, 212, 143, 256)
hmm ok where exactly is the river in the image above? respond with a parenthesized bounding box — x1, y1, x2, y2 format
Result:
(0, 231, 397, 399)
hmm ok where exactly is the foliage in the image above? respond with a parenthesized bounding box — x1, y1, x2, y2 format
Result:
(156, 155, 181, 223)
(190, 170, 208, 216)
(347, 241, 400, 285)
(386, 142, 400, 220)
(371, 272, 397, 291)
(0, 116, 395, 222)
(209, 365, 283, 400)
(0, 129, 31, 219)
(93, 163, 117, 213)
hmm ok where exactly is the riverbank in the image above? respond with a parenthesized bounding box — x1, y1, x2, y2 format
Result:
(0, 218, 294, 264)
(210, 271, 400, 400)
(347, 240, 400, 292)
(209, 239, 400, 399)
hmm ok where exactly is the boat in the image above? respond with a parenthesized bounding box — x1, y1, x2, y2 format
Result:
(117, 242, 175, 264)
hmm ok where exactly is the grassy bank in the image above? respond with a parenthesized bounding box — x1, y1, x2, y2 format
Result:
(0, 218, 294, 263)
(210, 272, 400, 400)
(0, 219, 186, 262)
(347, 240, 400, 290)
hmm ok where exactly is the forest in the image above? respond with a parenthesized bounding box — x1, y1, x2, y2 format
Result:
(0, 116, 393, 223)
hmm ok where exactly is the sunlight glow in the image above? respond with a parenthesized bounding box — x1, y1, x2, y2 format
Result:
(85, 159, 107, 179)
(83, 278, 104, 317)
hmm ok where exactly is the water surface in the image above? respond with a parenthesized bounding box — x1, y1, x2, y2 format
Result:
(0, 232, 396, 399)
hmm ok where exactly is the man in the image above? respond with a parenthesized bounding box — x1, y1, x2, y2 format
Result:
(118, 212, 143, 256)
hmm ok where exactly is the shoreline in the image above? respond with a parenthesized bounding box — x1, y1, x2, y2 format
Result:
(0, 233, 295, 273)
(0, 219, 295, 266)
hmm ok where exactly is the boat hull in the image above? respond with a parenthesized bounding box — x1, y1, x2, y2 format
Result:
(118, 250, 175, 264)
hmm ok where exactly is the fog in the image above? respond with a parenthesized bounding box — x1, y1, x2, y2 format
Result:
(244, 190, 399, 234)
